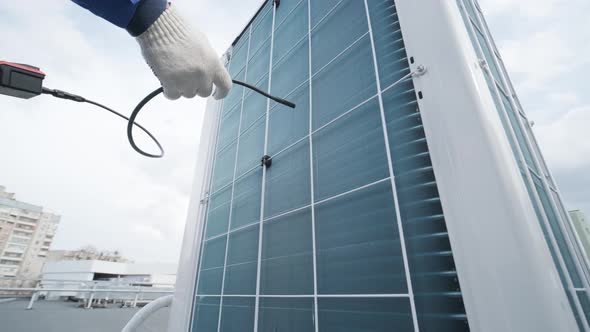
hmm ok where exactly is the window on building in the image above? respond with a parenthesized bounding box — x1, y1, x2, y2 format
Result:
(6, 244, 26, 252)
(15, 224, 33, 231)
(0, 260, 20, 266)
(9, 238, 30, 245)
(12, 230, 31, 237)
(18, 216, 38, 223)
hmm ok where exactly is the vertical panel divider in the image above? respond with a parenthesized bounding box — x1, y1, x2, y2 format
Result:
(190, 49, 234, 332)
(254, 3, 277, 331)
(307, 0, 320, 331)
(469, 0, 590, 305)
(189, 97, 225, 332)
(456, 1, 589, 328)
(216, 24, 254, 332)
(364, 1, 419, 331)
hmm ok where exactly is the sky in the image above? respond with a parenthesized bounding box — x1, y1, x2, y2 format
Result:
(0, 0, 588, 263)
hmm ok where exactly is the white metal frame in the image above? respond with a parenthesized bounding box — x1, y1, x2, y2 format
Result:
(215, 17, 254, 332)
(253, 2, 276, 331)
(394, 0, 579, 331)
(468, 0, 590, 297)
(166, 86, 225, 332)
(454, 1, 590, 328)
(306, 0, 320, 331)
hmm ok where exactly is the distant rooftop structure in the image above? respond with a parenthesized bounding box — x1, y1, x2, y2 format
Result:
(0, 186, 43, 213)
(47, 247, 130, 264)
(43, 260, 176, 283)
(42, 260, 177, 299)
(0, 186, 15, 199)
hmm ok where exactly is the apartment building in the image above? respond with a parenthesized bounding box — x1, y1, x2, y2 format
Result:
(0, 186, 60, 284)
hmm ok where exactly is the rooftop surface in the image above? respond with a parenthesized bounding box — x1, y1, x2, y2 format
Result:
(0, 299, 170, 332)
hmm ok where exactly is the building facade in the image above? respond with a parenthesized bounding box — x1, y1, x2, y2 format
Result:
(571, 210, 590, 260)
(0, 186, 60, 284)
(169, 1, 590, 331)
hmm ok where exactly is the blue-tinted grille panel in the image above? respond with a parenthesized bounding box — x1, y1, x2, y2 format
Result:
(315, 181, 407, 294)
(312, 97, 389, 200)
(219, 297, 255, 332)
(318, 297, 414, 332)
(372, 0, 468, 328)
(258, 298, 315, 332)
(310, 0, 368, 73)
(264, 141, 311, 218)
(192, 297, 220, 332)
(267, 83, 310, 154)
(192, 1, 469, 330)
(261, 208, 314, 295)
(312, 35, 377, 129)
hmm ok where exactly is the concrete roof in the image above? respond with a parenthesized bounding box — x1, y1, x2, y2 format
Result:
(0, 299, 169, 332)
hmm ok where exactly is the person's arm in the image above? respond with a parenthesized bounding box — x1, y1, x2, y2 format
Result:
(71, 0, 232, 100)
(71, 0, 165, 36)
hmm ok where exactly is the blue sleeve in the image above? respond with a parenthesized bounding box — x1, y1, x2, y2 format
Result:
(72, 0, 167, 36)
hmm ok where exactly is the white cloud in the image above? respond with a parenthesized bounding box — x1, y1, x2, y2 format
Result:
(0, 0, 263, 263)
(535, 106, 590, 171)
(547, 92, 579, 106)
(476, 0, 590, 215)
(479, 0, 559, 18)
(499, 30, 576, 91)
(481, 0, 590, 216)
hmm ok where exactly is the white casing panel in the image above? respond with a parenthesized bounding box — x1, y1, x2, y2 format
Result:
(167, 98, 223, 332)
(394, 0, 578, 331)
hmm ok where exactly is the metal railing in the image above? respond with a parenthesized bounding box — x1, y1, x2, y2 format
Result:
(0, 278, 174, 310)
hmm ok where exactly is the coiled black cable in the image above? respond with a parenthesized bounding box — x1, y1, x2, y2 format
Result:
(127, 87, 165, 158)
(42, 80, 295, 159)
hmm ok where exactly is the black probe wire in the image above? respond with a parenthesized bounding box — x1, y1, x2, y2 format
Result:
(42, 80, 295, 159)
(232, 80, 296, 109)
(42, 87, 165, 158)
(127, 87, 165, 158)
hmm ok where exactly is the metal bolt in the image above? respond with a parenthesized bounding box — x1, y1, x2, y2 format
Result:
(478, 59, 489, 72)
(414, 65, 427, 77)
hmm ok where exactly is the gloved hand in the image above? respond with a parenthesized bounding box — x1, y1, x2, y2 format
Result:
(136, 5, 232, 100)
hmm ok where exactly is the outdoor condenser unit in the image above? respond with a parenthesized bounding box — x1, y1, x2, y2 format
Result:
(168, 1, 590, 331)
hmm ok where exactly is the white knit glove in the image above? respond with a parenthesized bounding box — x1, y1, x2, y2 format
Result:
(136, 6, 232, 100)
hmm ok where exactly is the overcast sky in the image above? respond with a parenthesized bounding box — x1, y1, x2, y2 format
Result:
(0, 0, 588, 263)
